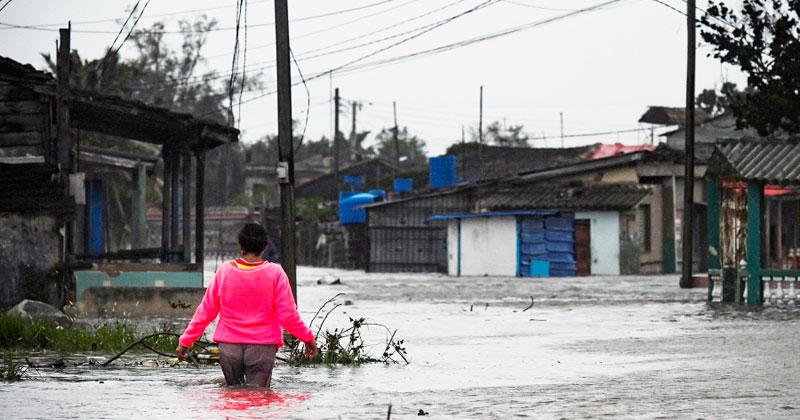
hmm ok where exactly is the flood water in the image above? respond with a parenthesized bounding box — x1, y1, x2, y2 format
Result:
(2, 267, 800, 419)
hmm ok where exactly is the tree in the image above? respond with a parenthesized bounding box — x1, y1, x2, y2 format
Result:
(367, 127, 428, 168)
(701, 1, 800, 136)
(695, 82, 742, 116)
(469, 121, 530, 147)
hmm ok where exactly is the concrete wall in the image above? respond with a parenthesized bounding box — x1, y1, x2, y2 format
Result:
(456, 216, 517, 277)
(575, 211, 621, 275)
(78, 286, 205, 318)
(0, 214, 62, 309)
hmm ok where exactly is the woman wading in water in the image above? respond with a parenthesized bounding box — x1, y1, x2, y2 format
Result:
(176, 223, 318, 387)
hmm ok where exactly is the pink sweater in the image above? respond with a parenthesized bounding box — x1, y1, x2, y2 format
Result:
(179, 260, 315, 348)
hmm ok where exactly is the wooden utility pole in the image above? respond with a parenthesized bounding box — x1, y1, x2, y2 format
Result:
(333, 87, 340, 188)
(350, 100, 359, 161)
(56, 24, 72, 307)
(274, 0, 298, 301)
(478, 86, 484, 178)
(393, 101, 400, 170)
(680, 0, 696, 288)
(461, 125, 466, 178)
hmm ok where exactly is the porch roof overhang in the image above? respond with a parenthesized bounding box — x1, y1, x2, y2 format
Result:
(708, 141, 800, 185)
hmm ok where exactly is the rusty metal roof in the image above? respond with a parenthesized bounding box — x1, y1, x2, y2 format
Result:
(710, 141, 800, 184)
(480, 183, 651, 211)
(638, 106, 709, 126)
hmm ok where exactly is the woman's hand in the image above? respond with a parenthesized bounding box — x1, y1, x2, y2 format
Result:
(303, 340, 319, 359)
(176, 345, 188, 361)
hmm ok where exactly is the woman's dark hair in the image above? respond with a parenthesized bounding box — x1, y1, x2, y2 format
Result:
(238, 223, 269, 254)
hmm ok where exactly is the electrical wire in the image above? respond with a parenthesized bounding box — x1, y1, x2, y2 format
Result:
(215, 0, 624, 114)
(227, 0, 244, 125)
(0, 0, 403, 34)
(99, 0, 150, 76)
(291, 47, 311, 153)
(0, 0, 15, 15)
(237, 0, 248, 129)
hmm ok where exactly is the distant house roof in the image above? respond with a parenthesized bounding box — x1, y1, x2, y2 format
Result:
(708, 141, 800, 185)
(638, 106, 709, 126)
(0, 55, 238, 150)
(449, 143, 597, 182)
(295, 158, 398, 201)
(591, 143, 655, 160)
(430, 210, 558, 221)
(479, 183, 651, 211)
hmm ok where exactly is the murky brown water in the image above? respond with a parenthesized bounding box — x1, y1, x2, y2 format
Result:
(2, 268, 799, 419)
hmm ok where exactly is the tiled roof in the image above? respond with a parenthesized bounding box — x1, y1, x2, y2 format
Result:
(710, 141, 800, 184)
(479, 183, 651, 211)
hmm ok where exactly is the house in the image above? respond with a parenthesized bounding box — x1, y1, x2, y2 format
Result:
(296, 158, 397, 201)
(365, 144, 710, 276)
(434, 184, 651, 277)
(0, 43, 237, 312)
(448, 143, 597, 182)
(705, 141, 800, 306)
(661, 113, 759, 150)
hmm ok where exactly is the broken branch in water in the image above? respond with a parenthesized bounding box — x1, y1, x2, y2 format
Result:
(522, 296, 535, 312)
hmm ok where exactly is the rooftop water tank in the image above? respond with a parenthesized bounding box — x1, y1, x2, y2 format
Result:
(429, 155, 459, 189)
(339, 192, 376, 224)
(394, 178, 413, 194)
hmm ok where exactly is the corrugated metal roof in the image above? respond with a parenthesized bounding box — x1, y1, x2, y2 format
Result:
(430, 210, 557, 221)
(712, 141, 800, 184)
(480, 183, 651, 211)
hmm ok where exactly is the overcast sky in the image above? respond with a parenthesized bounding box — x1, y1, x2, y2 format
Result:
(0, 0, 745, 155)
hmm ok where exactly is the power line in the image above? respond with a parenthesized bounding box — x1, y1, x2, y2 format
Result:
(204, 0, 425, 61)
(134, 0, 499, 92)
(100, 0, 151, 76)
(291, 48, 311, 152)
(140, 0, 472, 89)
(0, 0, 404, 34)
(0, 0, 16, 15)
(219, 0, 626, 114)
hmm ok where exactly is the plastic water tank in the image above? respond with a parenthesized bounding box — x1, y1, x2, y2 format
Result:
(339, 192, 376, 224)
(368, 189, 387, 201)
(429, 155, 458, 189)
(394, 178, 413, 193)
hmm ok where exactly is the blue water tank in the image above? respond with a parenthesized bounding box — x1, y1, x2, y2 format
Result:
(394, 178, 413, 193)
(368, 189, 387, 201)
(339, 192, 376, 224)
(343, 175, 362, 190)
(429, 155, 459, 189)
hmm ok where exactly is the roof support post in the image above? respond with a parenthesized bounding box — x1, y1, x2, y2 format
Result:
(182, 144, 192, 263)
(706, 179, 720, 271)
(132, 163, 147, 249)
(746, 180, 764, 306)
(195, 145, 205, 269)
(161, 145, 173, 262)
(170, 147, 180, 261)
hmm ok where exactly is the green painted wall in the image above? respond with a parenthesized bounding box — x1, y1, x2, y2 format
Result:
(746, 181, 763, 306)
(706, 180, 721, 270)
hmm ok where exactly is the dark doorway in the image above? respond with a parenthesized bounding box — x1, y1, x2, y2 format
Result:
(575, 219, 591, 276)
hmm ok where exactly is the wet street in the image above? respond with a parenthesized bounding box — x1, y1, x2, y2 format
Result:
(2, 267, 800, 419)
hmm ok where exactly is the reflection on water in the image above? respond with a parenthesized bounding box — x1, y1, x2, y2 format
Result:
(202, 387, 308, 417)
(2, 267, 799, 419)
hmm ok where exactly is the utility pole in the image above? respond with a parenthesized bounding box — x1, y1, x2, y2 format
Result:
(478, 86, 484, 179)
(560, 112, 564, 148)
(461, 125, 466, 179)
(393, 101, 400, 170)
(350, 100, 358, 161)
(680, 0, 696, 288)
(274, 0, 298, 301)
(56, 23, 72, 308)
(333, 87, 340, 188)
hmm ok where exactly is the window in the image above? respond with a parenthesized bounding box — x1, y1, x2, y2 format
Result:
(640, 204, 652, 252)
